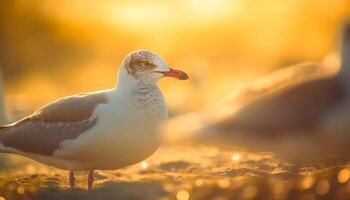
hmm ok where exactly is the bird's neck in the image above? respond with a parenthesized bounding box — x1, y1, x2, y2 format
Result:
(112, 68, 167, 120)
(115, 67, 158, 93)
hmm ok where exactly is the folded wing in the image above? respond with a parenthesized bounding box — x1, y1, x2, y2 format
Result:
(0, 92, 108, 156)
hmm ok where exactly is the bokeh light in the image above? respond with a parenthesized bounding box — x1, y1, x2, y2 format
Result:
(0, 1, 350, 200)
(337, 168, 350, 184)
(232, 153, 241, 162)
(140, 161, 149, 170)
(177, 190, 190, 200)
(298, 176, 315, 190)
(315, 180, 330, 195)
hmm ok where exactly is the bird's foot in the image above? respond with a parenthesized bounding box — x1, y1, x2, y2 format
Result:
(88, 170, 94, 190)
(69, 171, 75, 189)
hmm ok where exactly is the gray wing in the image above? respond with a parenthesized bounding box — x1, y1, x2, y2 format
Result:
(0, 92, 108, 156)
(216, 77, 345, 135)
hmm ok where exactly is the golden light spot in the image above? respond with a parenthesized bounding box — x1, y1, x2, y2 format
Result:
(242, 185, 258, 199)
(17, 186, 25, 194)
(0, 196, 5, 200)
(298, 176, 315, 190)
(25, 165, 36, 174)
(218, 179, 230, 189)
(315, 180, 330, 195)
(338, 169, 350, 184)
(140, 161, 149, 170)
(176, 190, 190, 200)
(195, 179, 204, 187)
(232, 153, 241, 161)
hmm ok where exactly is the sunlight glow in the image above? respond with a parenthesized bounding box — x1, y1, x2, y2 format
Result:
(140, 161, 149, 169)
(104, 2, 171, 32)
(298, 176, 315, 190)
(232, 153, 241, 161)
(176, 190, 190, 200)
(1, 2, 350, 198)
(195, 179, 204, 187)
(17, 186, 25, 194)
(184, 0, 241, 21)
(338, 169, 350, 184)
(5, 0, 348, 111)
(25, 165, 36, 174)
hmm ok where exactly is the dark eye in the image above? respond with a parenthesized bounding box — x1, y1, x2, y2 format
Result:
(143, 61, 152, 67)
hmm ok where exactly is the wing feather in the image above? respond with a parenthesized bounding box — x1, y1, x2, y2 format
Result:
(0, 91, 108, 155)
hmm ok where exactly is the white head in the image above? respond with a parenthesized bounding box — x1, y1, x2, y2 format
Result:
(117, 50, 189, 87)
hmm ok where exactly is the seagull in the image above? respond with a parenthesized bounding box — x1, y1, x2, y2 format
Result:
(165, 24, 350, 161)
(0, 49, 189, 190)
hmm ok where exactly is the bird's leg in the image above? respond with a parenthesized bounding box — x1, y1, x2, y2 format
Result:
(69, 171, 75, 189)
(87, 170, 94, 190)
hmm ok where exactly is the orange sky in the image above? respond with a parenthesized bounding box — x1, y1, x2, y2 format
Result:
(3, 0, 350, 117)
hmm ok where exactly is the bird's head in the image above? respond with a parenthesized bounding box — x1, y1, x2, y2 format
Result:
(119, 49, 189, 83)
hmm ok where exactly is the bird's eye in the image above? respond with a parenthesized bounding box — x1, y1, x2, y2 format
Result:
(143, 61, 152, 67)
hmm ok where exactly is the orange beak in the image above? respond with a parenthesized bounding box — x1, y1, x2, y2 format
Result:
(159, 68, 189, 80)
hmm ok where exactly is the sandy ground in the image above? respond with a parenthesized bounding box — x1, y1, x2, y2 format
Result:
(0, 143, 350, 200)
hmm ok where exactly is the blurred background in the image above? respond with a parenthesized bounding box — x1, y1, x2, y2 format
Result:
(0, 0, 349, 120)
(1, 1, 350, 200)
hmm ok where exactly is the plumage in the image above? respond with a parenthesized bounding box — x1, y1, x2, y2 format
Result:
(0, 49, 189, 190)
(0, 92, 108, 155)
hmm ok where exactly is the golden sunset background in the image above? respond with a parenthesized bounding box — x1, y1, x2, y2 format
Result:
(0, 0, 349, 119)
(1, 1, 350, 200)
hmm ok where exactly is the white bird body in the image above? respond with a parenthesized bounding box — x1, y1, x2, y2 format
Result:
(0, 49, 189, 189)
(22, 86, 167, 171)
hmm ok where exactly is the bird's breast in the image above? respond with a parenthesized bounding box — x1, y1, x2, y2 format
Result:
(130, 84, 168, 121)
